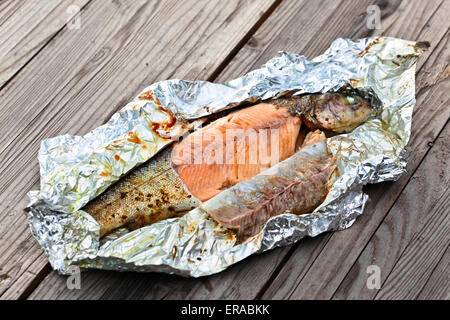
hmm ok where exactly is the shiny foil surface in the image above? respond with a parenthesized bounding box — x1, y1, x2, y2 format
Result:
(25, 37, 428, 276)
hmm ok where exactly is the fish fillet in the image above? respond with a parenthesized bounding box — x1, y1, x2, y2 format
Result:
(199, 130, 336, 242)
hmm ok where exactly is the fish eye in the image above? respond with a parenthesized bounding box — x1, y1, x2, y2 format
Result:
(345, 96, 355, 104)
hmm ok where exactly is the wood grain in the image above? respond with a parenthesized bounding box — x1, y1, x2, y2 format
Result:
(332, 31, 450, 300)
(0, 0, 90, 88)
(416, 245, 450, 300)
(375, 142, 450, 299)
(0, 0, 279, 299)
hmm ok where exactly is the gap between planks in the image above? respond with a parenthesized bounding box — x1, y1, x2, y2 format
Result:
(416, 243, 450, 299)
(0, 0, 93, 91)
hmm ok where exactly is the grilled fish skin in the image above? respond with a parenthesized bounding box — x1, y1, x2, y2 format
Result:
(83, 147, 200, 237)
(199, 130, 336, 242)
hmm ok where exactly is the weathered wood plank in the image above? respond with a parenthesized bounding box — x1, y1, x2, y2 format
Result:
(333, 119, 450, 299)
(1, 256, 51, 300)
(0, 0, 279, 299)
(264, 2, 450, 299)
(0, 0, 90, 88)
(416, 245, 450, 300)
(213, 0, 341, 81)
(375, 148, 450, 299)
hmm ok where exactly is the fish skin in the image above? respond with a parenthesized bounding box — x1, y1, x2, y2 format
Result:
(274, 92, 372, 133)
(199, 130, 336, 242)
(83, 146, 200, 237)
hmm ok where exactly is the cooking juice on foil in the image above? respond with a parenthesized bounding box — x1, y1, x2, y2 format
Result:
(26, 37, 428, 276)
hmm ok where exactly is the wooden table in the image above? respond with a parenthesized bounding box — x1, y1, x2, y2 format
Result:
(0, 0, 448, 300)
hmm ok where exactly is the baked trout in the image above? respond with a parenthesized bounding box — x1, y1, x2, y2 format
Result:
(83, 146, 201, 237)
(84, 91, 370, 237)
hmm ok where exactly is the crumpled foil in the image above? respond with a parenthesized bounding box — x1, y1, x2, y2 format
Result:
(25, 37, 428, 276)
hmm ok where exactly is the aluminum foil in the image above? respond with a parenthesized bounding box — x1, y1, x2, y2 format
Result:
(25, 37, 428, 276)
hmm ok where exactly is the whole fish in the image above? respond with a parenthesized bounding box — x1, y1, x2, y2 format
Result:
(84, 91, 370, 237)
(199, 130, 336, 242)
(83, 146, 201, 237)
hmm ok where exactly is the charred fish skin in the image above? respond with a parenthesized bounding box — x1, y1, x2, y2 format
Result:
(273, 91, 372, 133)
(83, 147, 200, 237)
(200, 130, 336, 242)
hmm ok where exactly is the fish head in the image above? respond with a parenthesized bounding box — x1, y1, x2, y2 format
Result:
(301, 92, 372, 133)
